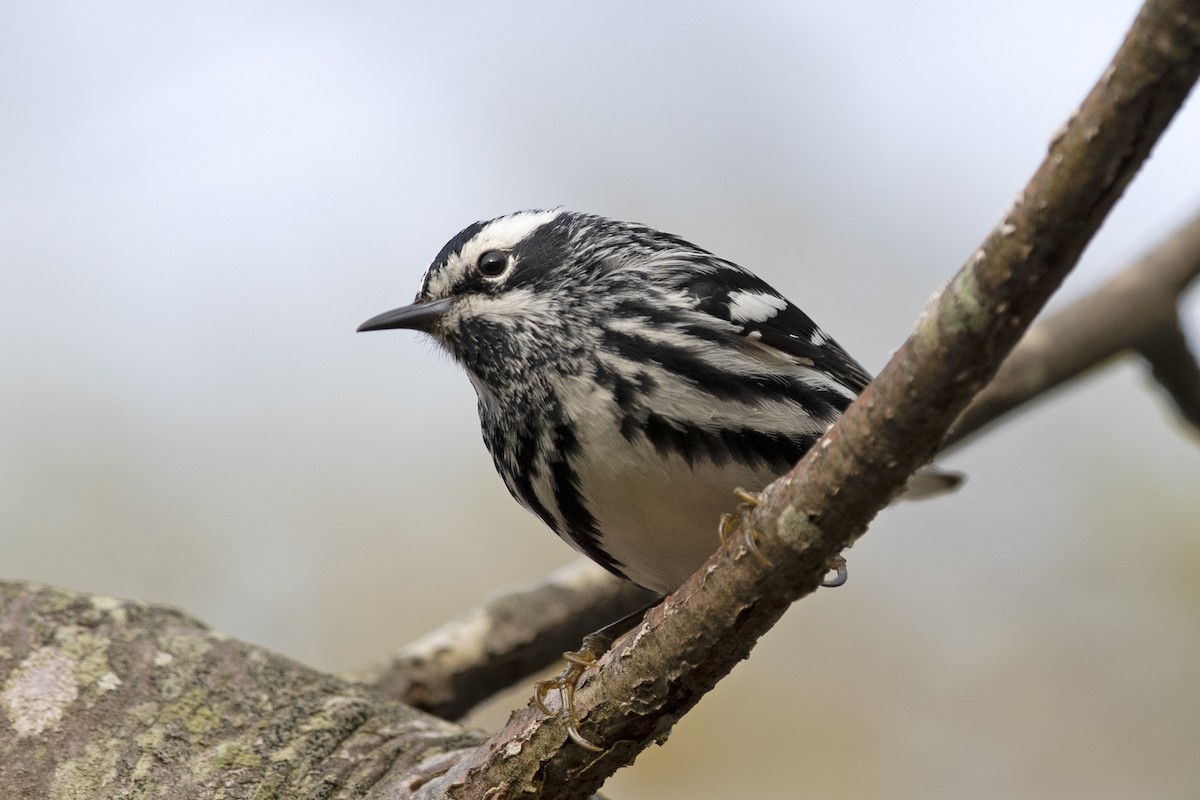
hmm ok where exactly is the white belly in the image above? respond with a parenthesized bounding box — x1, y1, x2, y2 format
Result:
(570, 425, 781, 594)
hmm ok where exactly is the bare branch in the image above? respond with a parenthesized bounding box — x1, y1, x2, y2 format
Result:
(1140, 319, 1200, 429)
(428, 2, 1200, 797)
(947, 208, 1200, 447)
(347, 562, 653, 720)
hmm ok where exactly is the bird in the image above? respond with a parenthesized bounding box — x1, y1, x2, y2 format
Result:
(358, 209, 961, 745)
(360, 208, 958, 592)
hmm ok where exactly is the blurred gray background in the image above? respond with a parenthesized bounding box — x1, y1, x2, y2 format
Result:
(2, 2, 1198, 798)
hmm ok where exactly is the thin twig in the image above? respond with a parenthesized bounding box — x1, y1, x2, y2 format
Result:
(1139, 320, 1200, 431)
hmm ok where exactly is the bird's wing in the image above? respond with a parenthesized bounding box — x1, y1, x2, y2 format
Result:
(678, 267, 964, 495)
(679, 267, 874, 395)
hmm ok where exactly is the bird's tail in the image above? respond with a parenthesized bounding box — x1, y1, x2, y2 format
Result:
(900, 465, 965, 500)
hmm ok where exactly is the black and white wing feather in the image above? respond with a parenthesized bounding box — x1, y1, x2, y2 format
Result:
(670, 258, 962, 499)
(675, 261, 874, 396)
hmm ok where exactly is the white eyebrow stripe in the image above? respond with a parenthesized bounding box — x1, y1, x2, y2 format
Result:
(476, 209, 565, 252)
(424, 210, 565, 300)
(727, 290, 789, 323)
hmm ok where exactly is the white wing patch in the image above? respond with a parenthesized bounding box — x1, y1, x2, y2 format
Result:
(727, 290, 789, 323)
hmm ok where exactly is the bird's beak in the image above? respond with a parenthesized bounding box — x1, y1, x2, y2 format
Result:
(357, 297, 455, 333)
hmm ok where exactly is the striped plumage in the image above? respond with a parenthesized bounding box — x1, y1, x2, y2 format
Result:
(361, 209, 957, 594)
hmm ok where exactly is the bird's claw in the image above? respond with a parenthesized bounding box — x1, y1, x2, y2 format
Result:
(731, 486, 762, 508)
(719, 487, 774, 567)
(533, 632, 612, 752)
(720, 488, 849, 586)
(822, 555, 848, 587)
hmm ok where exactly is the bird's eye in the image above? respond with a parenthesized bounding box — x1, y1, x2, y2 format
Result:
(477, 250, 510, 278)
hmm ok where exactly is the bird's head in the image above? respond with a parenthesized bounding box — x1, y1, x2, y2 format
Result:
(357, 209, 682, 372)
(358, 208, 576, 340)
(358, 209, 746, 399)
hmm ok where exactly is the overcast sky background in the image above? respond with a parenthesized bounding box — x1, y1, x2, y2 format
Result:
(2, 2, 1199, 798)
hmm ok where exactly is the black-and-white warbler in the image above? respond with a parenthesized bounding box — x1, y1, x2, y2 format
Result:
(360, 209, 959, 595)
(360, 210, 961, 747)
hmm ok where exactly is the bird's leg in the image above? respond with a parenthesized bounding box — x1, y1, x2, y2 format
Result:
(720, 487, 848, 587)
(534, 598, 662, 751)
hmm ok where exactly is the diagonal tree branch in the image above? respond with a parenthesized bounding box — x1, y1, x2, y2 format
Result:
(428, 2, 1200, 797)
(946, 208, 1200, 447)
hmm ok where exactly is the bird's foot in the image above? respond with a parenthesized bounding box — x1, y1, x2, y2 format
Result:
(533, 632, 613, 752)
(719, 487, 774, 567)
(719, 487, 849, 587)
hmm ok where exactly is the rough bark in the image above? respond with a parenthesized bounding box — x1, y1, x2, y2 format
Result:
(0, 582, 482, 799)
